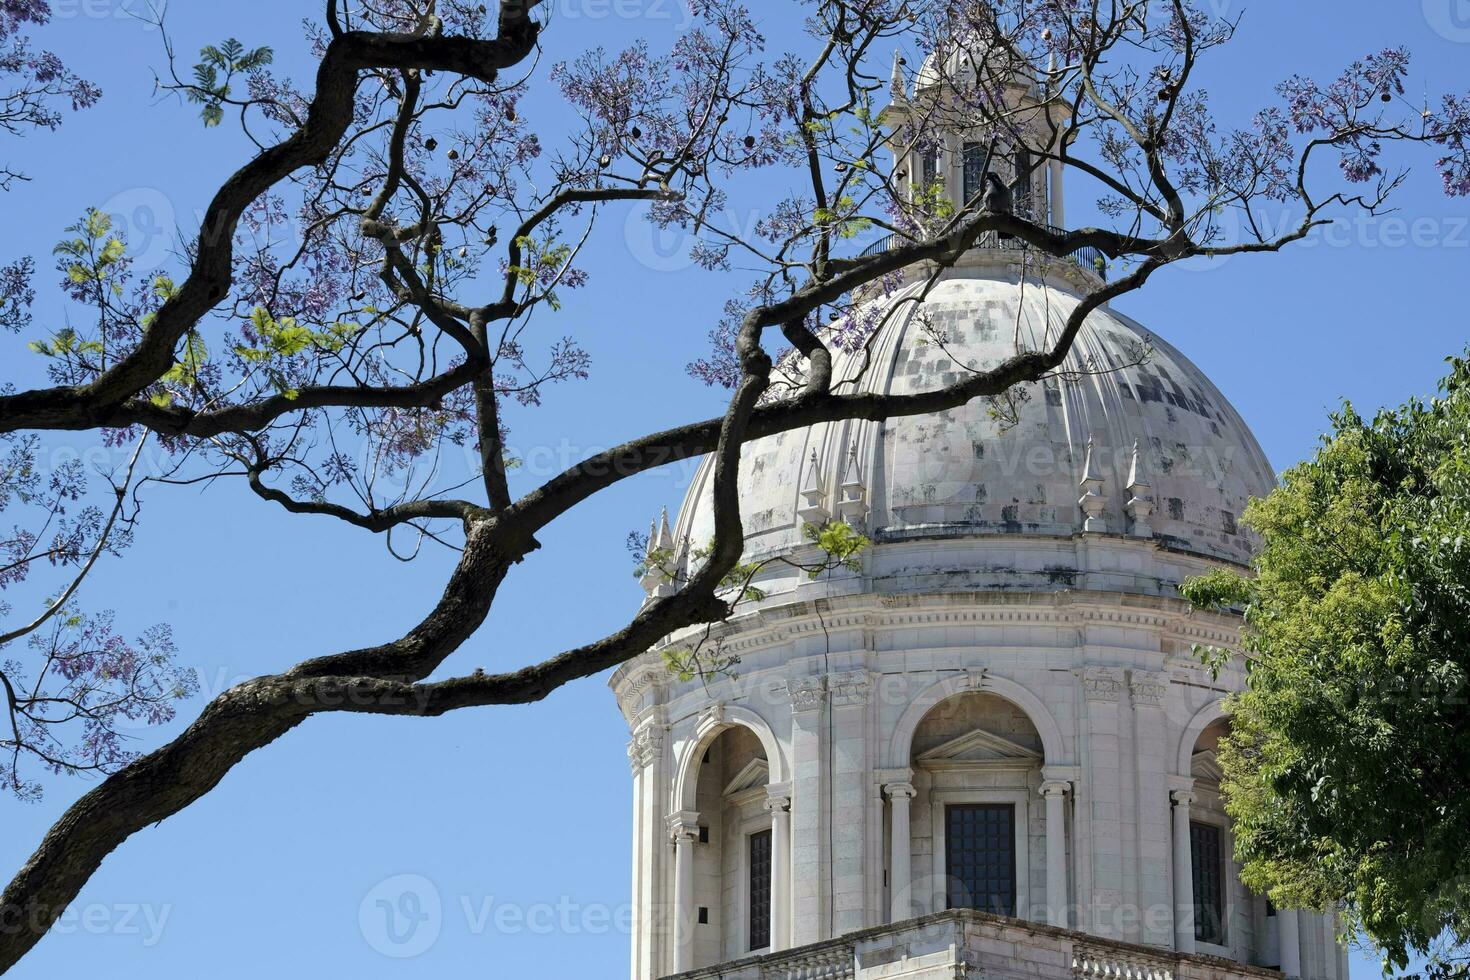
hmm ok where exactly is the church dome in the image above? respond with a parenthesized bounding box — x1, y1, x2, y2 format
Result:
(671, 266, 1275, 588)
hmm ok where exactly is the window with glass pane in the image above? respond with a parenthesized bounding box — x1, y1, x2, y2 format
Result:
(1191, 821, 1225, 944)
(921, 145, 939, 189)
(749, 829, 772, 950)
(945, 803, 1016, 915)
(962, 142, 986, 205)
(1014, 149, 1033, 215)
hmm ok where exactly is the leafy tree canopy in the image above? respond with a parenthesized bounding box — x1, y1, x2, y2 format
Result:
(1184, 354, 1470, 972)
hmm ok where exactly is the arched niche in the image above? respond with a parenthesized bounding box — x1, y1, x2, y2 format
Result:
(888, 673, 1066, 769)
(900, 689, 1049, 922)
(683, 725, 780, 968)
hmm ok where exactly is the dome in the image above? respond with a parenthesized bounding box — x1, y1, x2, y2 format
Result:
(671, 267, 1275, 584)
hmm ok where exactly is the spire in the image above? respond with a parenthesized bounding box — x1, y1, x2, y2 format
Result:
(1077, 439, 1108, 533)
(1124, 440, 1154, 538)
(641, 508, 678, 599)
(837, 442, 869, 525)
(890, 49, 907, 102)
(796, 449, 831, 525)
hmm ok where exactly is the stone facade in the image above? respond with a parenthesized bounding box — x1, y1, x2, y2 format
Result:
(615, 579, 1347, 980)
(665, 908, 1289, 980)
(612, 30, 1345, 980)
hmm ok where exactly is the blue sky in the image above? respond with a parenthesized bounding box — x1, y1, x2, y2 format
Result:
(1, 1, 1467, 977)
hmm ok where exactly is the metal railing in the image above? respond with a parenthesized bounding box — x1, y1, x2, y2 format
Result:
(858, 223, 1108, 280)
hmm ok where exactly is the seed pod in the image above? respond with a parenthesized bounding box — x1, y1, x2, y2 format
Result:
(424, 137, 438, 152)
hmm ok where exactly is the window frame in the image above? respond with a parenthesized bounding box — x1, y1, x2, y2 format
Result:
(747, 827, 773, 952)
(928, 787, 1031, 920)
(944, 802, 1018, 915)
(1190, 818, 1227, 946)
(961, 141, 987, 207)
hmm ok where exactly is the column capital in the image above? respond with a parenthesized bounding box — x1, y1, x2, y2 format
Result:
(764, 784, 792, 813)
(1079, 665, 1126, 701)
(1170, 789, 1196, 807)
(626, 723, 665, 773)
(1039, 779, 1071, 798)
(830, 669, 872, 707)
(884, 781, 917, 801)
(1128, 669, 1168, 707)
(666, 809, 701, 841)
(784, 674, 827, 714)
(1167, 774, 1197, 795)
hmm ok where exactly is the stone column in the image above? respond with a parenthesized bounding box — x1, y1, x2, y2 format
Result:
(830, 670, 872, 936)
(1131, 670, 1173, 947)
(1279, 907, 1302, 978)
(1040, 779, 1070, 927)
(885, 780, 916, 923)
(1078, 666, 1126, 936)
(1171, 789, 1196, 953)
(628, 721, 665, 980)
(1049, 156, 1066, 227)
(765, 787, 792, 951)
(786, 674, 828, 945)
(668, 811, 700, 973)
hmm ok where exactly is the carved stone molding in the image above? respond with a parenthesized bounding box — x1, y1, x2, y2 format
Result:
(627, 724, 665, 773)
(1080, 666, 1125, 702)
(830, 669, 872, 707)
(666, 809, 700, 841)
(785, 674, 827, 714)
(1129, 669, 1168, 707)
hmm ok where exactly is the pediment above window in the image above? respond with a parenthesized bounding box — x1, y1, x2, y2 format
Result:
(1191, 749, 1225, 784)
(722, 758, 770, 801)
(916, 729, 1042, 770)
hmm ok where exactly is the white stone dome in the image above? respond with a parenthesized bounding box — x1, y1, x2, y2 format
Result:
(672, 268, 1275, 583)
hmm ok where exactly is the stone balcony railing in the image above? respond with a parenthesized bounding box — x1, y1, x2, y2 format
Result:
(664, 910, 1282, 980)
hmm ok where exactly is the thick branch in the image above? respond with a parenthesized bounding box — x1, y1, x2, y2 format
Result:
(0, 12, 541, 434)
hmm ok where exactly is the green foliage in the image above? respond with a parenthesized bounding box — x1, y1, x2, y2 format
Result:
(1181, 353, 1470, 970)
(233, 306, 360, 401)
(187, 38, 273, 127)
(52, 208, 126, 295)
(813, 196, 874, 240)
(801, 520, 869, 577)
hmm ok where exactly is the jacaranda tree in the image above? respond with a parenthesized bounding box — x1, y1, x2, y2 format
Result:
(1, 0, 1468, 970)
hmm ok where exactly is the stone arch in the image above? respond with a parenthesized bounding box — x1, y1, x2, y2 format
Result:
(672, 704, 787, 813)
(1176, 699, 1229, 777)
(888, 673, 1067, 769)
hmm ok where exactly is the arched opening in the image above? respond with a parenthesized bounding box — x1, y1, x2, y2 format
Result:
(898, 691, 1052, 922)
(1182, 715, 1279, 966)
(690, 726, 775, 968)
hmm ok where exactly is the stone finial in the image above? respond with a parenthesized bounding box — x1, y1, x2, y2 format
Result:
(640, 509, 677, 598)
(1124, 440, 1154, 538)
(836, 443, 869, 525)
(1077, 439, 1108, 533)
(640, 516, 664, 596)
(796, 449, 831, 525)
(890, 49, 907, 101)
